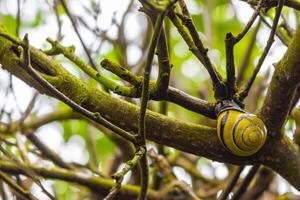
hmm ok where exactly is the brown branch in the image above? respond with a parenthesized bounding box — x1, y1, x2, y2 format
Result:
(100, 59, 216, 118)
(59, 0, 98, 70)
(1, 23, 300, 190)
(0, 170, 37, 200)
(231, 165, 260, 200)
(235, 0, 265, 44)
(240, 167, 274, 200)
(167, 9, 225, 98)
(240, 0, 300, 11)
(153, 25, 171, 98)
(0, 160, 160, 200)
(236, 19, 261, 85)
(104, 147, 145, 200)
(26, 131, 74, 170)
(238, 0, 286, 101)
(0, 32, 137, 144)
(178, 0, 224, 94)
(259, 13, 289, 46)
(224, 0, 264, 98)
(218, 166, 245, 200)
(0, 159, 200, 200)
(137, 8, 170, 199)
(225, 33, 237, 97)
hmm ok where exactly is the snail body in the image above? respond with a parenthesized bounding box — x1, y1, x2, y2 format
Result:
(216, 101, 267, 157)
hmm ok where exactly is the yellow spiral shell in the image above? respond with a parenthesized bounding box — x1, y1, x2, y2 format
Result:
(216, 109, 267, 157)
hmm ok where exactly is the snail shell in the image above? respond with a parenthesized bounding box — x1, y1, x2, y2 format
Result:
(216, 109, 267, 157)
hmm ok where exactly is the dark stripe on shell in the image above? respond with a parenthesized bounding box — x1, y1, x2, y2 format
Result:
(220, 111, 230, 151)
(232, 115, 248, 151)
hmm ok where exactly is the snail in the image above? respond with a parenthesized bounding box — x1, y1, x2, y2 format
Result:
(215, 100, 267, 157)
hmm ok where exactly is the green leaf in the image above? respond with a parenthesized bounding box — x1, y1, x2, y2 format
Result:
(0, 15, 17, 35)
(96, 133, 116, 163)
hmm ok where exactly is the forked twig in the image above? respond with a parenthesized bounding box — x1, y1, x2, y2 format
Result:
(103, 147, 145, 200)
(0, 32, 137, 144)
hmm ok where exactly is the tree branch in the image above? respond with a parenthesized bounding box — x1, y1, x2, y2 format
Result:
(238, 0, 286, 101)
(240, 0, 300, 11)
(0, 160, 160, 200)
(45, 38, 138, 97)
(1, 24, 300, 190)
(59, 0, 98, 70)
(167, 9, 226, 98)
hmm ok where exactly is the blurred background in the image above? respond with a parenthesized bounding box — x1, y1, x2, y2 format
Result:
(0, 0, 299, 199)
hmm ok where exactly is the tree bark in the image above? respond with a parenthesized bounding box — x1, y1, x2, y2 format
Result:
(0, 23, 300, 190)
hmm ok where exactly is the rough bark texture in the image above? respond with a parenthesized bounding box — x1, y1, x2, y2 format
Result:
(0, 23, 300, 190)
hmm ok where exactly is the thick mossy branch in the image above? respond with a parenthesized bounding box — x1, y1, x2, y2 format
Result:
(1, 24, 300, 190)
(0, 160, 159, 200)
(0, 159, 200, 200)
(45, 38, 138, 97)
(101, 59, 142, 86)
(100, 58, 215, 117)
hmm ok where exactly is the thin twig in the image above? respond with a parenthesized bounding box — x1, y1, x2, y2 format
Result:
(239, 0, 286, 101)
(103, 147, 145, 200)
(137, 12, 166, 200)
(153, 25, 171, 98)
(178, 0, 223, 87)
(234, 0, 264, 44)
(175, 1, 224, 97)
(280, 13, 295, 37)
(86, 126, 99, 171)
(240, 167, 274, 200)
(0, 31, 215, 118)
(45, 38, 138, 97)
(100, 59, 142, 86)
(15, 92, 38, 163)
(218, 166, 245, 200)
(0, 159, 161, 199)
(100, 58, 216, 117)
(53, 0, 63, 41)
(15, 132, 29, 163)
(0, 145, 55, 200)
(26, 130, 74, 169)
(59, 0, 98, 70)
(14, 33, 137, 144)
(237, 19, 261, 85)
(259, 13, 289, 46)
(16, 0, 21, 36)
(225, 33, 237, 97)
(231, 165, 260, 200)
(224, 0, 264, 97)
(0, 170, 37, 200)
(19, 92, 39, 125)
(240, 0, 300, 11)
